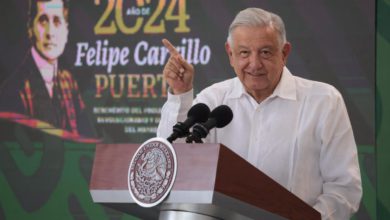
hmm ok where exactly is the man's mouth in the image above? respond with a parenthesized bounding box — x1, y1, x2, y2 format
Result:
(247, 72, 266, 77)
(44, 43, 56, 48)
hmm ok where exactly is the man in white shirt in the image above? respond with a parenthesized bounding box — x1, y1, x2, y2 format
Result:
(157, 7, 362, 220)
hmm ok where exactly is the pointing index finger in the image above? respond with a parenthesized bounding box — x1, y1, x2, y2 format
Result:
(162, 38, 179, 56)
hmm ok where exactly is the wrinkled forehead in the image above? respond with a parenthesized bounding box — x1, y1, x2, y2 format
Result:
(36, 0, 65, 15)
(231, 25, 283, 48)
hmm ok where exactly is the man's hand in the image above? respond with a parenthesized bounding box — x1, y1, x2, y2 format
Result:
(162, 38, 194, 94)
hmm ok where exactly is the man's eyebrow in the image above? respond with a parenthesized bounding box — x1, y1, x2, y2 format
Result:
(38, 14, 48, 20)
(236, 45, 249, 49)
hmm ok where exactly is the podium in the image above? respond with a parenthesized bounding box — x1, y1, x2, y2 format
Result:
(89, 143, 320, 220)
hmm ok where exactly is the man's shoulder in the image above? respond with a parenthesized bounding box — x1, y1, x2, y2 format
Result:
(204, 77, 238, 92)
(195, 77, 238, 104)
(0, 53, 35, 92)
(294, 75, 341, 99)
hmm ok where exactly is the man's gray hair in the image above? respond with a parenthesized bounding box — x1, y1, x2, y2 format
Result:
(227, 8, 287, 46)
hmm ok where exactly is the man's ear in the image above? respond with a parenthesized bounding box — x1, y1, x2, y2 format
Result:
(28, 27, 33, 41)
(282, 42, 291, 65)
(225, 42, 234, 66)
(27, 27, 35, 45)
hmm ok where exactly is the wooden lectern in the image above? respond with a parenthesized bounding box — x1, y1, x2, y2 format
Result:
(89, 143, 320, 220)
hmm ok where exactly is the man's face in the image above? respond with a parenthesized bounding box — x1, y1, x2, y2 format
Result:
(32, 0, 68, 63)
(225, 25, 290, 101)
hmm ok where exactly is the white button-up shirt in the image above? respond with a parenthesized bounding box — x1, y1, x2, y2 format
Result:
(157, 67, 362, 220)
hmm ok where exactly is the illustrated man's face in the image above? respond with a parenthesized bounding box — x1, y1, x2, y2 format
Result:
(32, 0, 68, 63)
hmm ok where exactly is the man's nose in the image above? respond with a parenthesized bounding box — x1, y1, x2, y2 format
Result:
(45, 22, 55, 39)
(248, 54, 263, 70)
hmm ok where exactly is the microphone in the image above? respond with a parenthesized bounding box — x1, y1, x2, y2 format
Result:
(186, 105, 233, 143)
(167, 103, 210, 143)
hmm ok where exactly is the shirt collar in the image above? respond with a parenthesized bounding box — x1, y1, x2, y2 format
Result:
(228, 66, 297, 101)
(271, 67, 297, 100)
(31, 47, 58, 74)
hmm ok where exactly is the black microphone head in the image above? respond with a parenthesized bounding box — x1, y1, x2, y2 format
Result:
(209, 105, 233, 128)
(188, 105, 233, 141)
(187, 103, 210, 123)
(168, 103, 210, 142)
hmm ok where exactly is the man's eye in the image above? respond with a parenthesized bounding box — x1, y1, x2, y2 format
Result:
(240, 51, 249, 57)
(53, 17, 62, 26)
(261, 50, 272, 58)
(38, 15, 48, 24)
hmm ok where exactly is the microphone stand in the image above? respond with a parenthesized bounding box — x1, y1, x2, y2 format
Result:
(185, 134, 203, 143)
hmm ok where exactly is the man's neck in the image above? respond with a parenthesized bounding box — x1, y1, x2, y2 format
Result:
(31, 47, 58, 97)
(31, 47, 57, 70)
